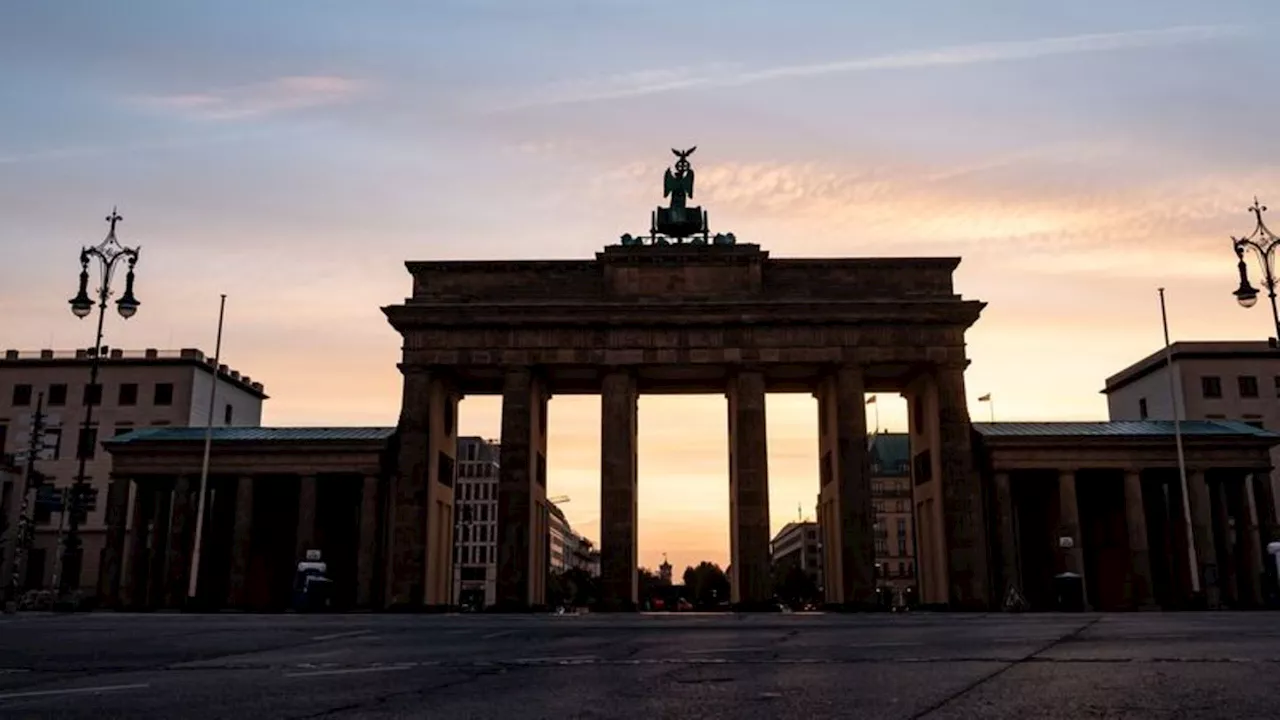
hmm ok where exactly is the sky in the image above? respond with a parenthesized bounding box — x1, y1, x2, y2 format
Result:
(3, 1, 1280, 573)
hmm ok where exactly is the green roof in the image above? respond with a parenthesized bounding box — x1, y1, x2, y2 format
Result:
(106, 427, 395, 444)
(973, 421, 1280, 438)
(869, 432, 910, 475)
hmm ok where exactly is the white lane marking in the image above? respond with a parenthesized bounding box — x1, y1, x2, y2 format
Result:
(683, 646, 770, 655)
(0, 669, 31, 675)
(848, 641, 925, 649)
(511, 655, 598, 664)
(311, 630, 373, 642)
(287, 664, 415, 678)
(481, 630, 515, 640)
(0, 683, 150, 701)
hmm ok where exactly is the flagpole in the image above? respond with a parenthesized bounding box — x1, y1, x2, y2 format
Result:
(1159, 288, 1200, 595)
(187, 294, 227, 604)
(989, 396, 995, 423)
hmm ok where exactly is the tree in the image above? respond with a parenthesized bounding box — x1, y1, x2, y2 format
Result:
(682, 561, 729, 608)
(772, 564, 819, 607)
(637, 567, 664, 603)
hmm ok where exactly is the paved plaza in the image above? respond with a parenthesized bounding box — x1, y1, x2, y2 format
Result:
(0, 611, 1277, 718)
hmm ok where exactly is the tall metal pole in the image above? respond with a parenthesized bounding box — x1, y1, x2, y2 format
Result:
(187, 294, 227, 604)
(1158, 288, 1201, 594)
(58, 296, 107, 600)
(60, 209, 141, 608)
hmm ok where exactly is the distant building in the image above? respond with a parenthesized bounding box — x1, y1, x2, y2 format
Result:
(869, 432, 916, 605)
(1104, 340, 1280, 520)
(0, 348, 265, 594)
(453, 436, 500, 609)
(770, 521, 822, 591)
(658, 555, 673, 585)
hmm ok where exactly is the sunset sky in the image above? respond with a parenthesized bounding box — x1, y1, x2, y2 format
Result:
(4, 1, 1280, 572)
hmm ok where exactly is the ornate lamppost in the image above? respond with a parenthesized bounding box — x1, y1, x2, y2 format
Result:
(1231, 198, 1280, 341)
(60, 209, 141, 606)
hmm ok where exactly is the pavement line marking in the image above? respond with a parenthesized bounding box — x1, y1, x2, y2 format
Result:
(286, 664, 416, 678)
(683, 647, 770, 655)
(481, 630, 515, 640)
(511, 655, 599, 664)
(311, 630, 373, 641)
(0, 683, 151, 701)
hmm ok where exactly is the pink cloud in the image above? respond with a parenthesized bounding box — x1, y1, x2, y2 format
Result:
(138, 75, 367, 121)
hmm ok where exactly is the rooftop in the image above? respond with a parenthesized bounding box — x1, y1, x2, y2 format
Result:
(869, 432, 910, 475)
(105, 426, 395, 444)
(973, 420, 1280, 439)
(0, 347, 267, 397)
(1103, 341, 1280, 395)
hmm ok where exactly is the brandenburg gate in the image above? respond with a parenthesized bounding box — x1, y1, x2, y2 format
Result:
(382, 148, 991, 611)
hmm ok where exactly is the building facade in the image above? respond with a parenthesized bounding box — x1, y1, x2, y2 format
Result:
(869, 433, 917, 605)
(0, 348, 265, 595)
(770, 521, 822, 591)
(977, 421, 1278, 611)
(453, 436, 500, 609)
(1104, 341, 1280, 524)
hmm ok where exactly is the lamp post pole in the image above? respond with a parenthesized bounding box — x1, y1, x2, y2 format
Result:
(1230, 198, 1280, 342)
(59, 209, 141, 608)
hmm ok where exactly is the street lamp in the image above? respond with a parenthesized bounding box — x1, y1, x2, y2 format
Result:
(1230, 198, 1280, 341)
(59, 208, 141, 607)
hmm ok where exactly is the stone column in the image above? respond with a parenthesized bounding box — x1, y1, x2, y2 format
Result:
(600, 369, 638, 610)
(1122, 470, 1156, 609)
(992, 471, 1021, 600)
(1241, 472, 1265, 607)
(146, 484, 173, 610)
(820, 365, 876, 607)
(295, 474, 319, 561)
(120, 480, 151, 609)
(163, 475, 199, 608)
(228, 475, 255, 607)
(727, 369, 771, 607)
(1056, 469, 1088, 609)
(496, 367, 548, 609)
(1213, 479, 1238, 606)
(97, 474, 132, 608)
(1186, 469, 1219, 607)
(356, 474, 381, 608)
(387, 367, 431, 608)
(934, 363, 991, 609)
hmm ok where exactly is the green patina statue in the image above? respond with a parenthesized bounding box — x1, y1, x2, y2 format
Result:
(619, 147, 734, 247)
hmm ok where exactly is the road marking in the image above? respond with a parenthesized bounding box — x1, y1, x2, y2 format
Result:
(0, 669, 31, 675)
(683, 646, 770, 655)
(481, 630, 515, 640)
(511, 655, 598, 664)
(0, 683, 150, 701)
(311, 630, 372, 642)
(287, 664, 415, 678)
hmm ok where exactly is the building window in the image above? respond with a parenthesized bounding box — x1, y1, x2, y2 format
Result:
(44, 428, 62, 460)
(113, 425, 133, 436)
(77, 426, 98, 460)
(1201, 376, 1222, 399)
(224, 403, 233, 424)
(1274, 376, 1280, 398)
(83, 383, 102, 406)
(48, 384, 67, 407)
(1138, 397, 1148, 419)
(118, 383, 138, 406)
(1239, 376, 1260, 398)
(12, 384, 32, 406)
(154, 383, 174, 406)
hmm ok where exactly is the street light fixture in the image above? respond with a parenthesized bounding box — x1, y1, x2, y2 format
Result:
(58, 208, 141, 607)
(1230, 198, 1280, 340)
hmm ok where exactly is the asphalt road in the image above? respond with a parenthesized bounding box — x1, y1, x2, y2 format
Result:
(1, 611, 1278, 719)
